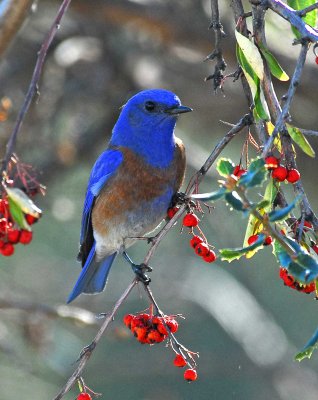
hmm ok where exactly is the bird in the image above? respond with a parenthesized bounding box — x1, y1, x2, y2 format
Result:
(67, 89, 192, 303)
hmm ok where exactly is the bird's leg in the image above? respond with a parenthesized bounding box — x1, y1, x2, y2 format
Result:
(122, 251, 152, 285)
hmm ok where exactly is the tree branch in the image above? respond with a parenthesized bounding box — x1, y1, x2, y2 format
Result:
(262, 41, 310, 157)
(297, 2, 318, 17)
(205, 0, 227, 92)
(1, 0, 72, 178)
(52, 279, 138, 400)
(266, 0, 318, 41)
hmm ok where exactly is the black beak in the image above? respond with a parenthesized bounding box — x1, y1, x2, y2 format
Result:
(165, 105, 193, 115)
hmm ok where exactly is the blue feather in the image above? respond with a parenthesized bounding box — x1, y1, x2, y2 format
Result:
(80, 149, 123, 243)
(67, 242, 117, 303)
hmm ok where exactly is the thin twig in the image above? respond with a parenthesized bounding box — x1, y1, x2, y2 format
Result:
(0, 0, 72, 177)
(205, 0, 227, 92)
(0, 298, 98, 326)
(262, 41, 310, 157)
(297, 2, 318, 17)
(52, 279, 138, 400)
(299, 129, 318, 137)
(266, 0, 318, 41)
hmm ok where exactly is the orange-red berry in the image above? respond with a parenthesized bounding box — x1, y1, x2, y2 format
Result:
(316, 56, 318, 65)
(183, 214, 199, 228)
(19, 230, 33, 244)
(233, 165, 246, 178)
(272, 166, 288, 181)
(0, 242, 14, 256)
(195, 242, 210, 257)
(173, 354, 187, 367)
(312, 244, 318, 255)
(263, 236, 273, 246)
(203, 250, 217, 263)
(190, 235, 203, 249)
(0, 199, 9, 214)
(123, 314, 134, 328)
(265, 156, 279, 169)
(247, 234, 259, 245)
(184, 368, 198, 382)
(147, 329, 165, 343)
(286, 168, 300, 184)
(77, 393, 92, 400)
(167, 207, 179, 219)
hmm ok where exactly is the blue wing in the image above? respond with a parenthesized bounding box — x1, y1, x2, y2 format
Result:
(80, 148, 123, 245)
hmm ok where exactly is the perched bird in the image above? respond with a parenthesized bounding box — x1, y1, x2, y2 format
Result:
(67, 89, 192, 303)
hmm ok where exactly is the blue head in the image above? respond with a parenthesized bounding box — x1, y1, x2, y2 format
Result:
(110, 89, 191, 168)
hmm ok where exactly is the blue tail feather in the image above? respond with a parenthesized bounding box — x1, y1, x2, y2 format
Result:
(67, 242, 117, 303)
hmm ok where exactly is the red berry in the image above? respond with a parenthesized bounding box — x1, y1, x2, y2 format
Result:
(247, 234, 259, 245)
(286, 168, 300, 184)
(147, 329, 165, 343)
(265, 156, 279, 169)
(0, 199, 9, 214)
(312, 244, 318, 255)
(0, 239, 5, 248)
(0, 218, 9, 234)
(19, 230, 33, 244)
(183, 213, 199, 228)
(134, 326, 148, 342)
(166, 318, 179, 333)
(190, 235, 203, 249)
(263, 236, 273, 246)
(77, 393, 92, 400)
(167, 207, 179, 220)
(236, 169, 247, 178)
(173, 354, 187, 367)
(195, 242, 210, 257)
(123, 314, 134, 328)
(25, 214, 38, 225)
(203, 250, 217, 263)
(316, 56, 318, 65)
(0, 242, 14, 256)
(272, 166, 288, 181)
(7, 229, 20, 244)
(184, 368, 198, 382)
(233, 165, 240, 176)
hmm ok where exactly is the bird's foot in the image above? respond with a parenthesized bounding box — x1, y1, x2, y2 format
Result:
(123, 251, 152, 285)
(171, 192, 195, 208)
(132, 263, 152, 285)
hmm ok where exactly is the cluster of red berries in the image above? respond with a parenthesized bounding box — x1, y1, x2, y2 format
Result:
(173, 354, 198, 382)
(0, 198, 37, 256)
(189, 235, 217, 262)
(167, 208, 217, 264)
(247, 234, 273, 247)
(123, 312, 179, 344)
(279, 267, 315, 294)
(77, 393, 92, 400)
(265, 156, 300, 184)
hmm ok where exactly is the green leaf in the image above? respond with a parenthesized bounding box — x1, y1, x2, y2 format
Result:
(235, 30, 264, 80)
(225, 192, 245, 211)
(8, 198, 30, 230)
(286, 123, 315, 158)
(258, 43, 289, 81)
(220, 234, 265, 262)
(254, 79, 270, 121)
(238, 157, 266, 188)
(288, 0, 317, 39)
(191, 187, 227, 202)
(6, 187, 42, 217)
(268, 195, 301, 222)
(216, 158, 235, 177)
(295, 326, 318, 361)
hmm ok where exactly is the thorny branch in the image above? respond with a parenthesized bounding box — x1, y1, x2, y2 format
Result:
(205, 0, 227, 91)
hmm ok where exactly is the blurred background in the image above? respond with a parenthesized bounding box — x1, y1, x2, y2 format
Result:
(1, 1, 318, 399)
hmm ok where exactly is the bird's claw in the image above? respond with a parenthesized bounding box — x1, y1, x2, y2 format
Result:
(132, 263, 152, 285)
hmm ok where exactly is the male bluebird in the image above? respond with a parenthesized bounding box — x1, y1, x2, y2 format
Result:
(67, 89, 192, 303)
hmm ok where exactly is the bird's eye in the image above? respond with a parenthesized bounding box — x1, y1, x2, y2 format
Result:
(145, 101, 156, 112)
